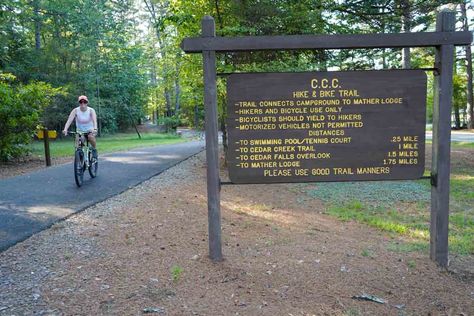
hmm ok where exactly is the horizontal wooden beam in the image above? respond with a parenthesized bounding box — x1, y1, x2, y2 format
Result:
(181, 31, 472, 53)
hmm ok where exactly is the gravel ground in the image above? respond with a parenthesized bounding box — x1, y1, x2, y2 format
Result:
(0, 156, 70, 180)
(0, 151, 473, 315)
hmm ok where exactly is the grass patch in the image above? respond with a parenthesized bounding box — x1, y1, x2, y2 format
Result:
(29, 133, 185, 158)
(304, 140, 474, 255)
(326, 201, 428, 237)
(171, 265, 183, 282)
(426, 140, 474, 149)
(450, 174, 474, 207)
(306, 181, 429, 206)
(344, 308, 361, 316)
(325, 200, 472, 255)
(386, 241, 428, 253)
(451, 141, 474, 149)
(305, 164, 473, 255)
(361, 248, 375, 258)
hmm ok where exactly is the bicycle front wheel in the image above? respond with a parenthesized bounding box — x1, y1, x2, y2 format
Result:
(74, 149, 84, 187)
(88, 150, 98, 178)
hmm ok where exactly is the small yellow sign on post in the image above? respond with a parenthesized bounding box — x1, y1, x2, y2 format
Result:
(37, 130, 57, 139)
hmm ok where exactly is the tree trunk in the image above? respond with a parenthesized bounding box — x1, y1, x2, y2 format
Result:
(466, 43, 473, 129)
(453, 64, 461, 129)
(381, 6, 387, 69)
(156, 29, 173, 116)
(174, 82, 180, 114)
(399, 0, 411, 69)
(214, 0, 223, 29)
(213, 2, 228, 159)
(461, 1, 474, 129)
(194, 104, 199, 128)
(174, 59, 181, 114)
(453, 106, 461, 129)
(220, 116, 227, 167)
(317, 50, 327, 71)
(33, 0, 41, 51)
(150, 63, 158, 122)
(143, 0, 173, 117)
(164, 88, 172, 117)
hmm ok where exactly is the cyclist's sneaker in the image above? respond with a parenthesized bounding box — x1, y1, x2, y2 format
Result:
(92, 148, 98, 161)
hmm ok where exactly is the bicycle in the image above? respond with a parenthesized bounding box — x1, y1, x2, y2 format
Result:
(68, 131, 98, 187)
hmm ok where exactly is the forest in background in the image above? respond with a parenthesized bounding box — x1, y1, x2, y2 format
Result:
(0, 0, 473, 161)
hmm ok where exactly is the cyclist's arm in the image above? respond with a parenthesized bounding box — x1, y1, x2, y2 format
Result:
(63, 108, 77, 134)
(91, 108, 98, 132)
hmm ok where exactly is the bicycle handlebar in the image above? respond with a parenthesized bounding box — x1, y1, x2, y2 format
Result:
(67, 131, 93, 136)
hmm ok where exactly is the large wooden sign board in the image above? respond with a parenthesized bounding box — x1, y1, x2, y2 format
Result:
(227, 70, 427, 184)
(181, 12, 472, 266)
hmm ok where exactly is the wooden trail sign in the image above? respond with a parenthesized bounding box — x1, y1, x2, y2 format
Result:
(181, 12, 472, 266)
(226, 70, 427, 184)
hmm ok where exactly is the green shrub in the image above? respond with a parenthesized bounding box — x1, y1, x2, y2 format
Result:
(0, 73, 63, 161)
(159, 115, 181, 132)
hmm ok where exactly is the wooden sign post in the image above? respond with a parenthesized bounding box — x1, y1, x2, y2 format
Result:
(182, 11, 472, 266)
(43, 128, 52, 167)
(202, 17, 222, 261)
(430, 12, 456, 267)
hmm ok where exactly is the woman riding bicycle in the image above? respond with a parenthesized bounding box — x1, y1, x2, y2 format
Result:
(62, 95, 98, 159)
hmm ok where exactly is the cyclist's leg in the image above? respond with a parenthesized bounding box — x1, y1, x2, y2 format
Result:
(87, 133, 98, 159)
(87, 133, 96, 148)
(75, 134, 80, 147)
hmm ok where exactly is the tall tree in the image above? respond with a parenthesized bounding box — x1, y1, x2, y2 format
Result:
(398, 0, 411, 69)
(143, 0, 174, 117)
(460, 1, 473, 128)
(33, 0, 41, 51)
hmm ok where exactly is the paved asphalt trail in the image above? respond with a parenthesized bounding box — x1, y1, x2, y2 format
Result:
(0, 140, 205, 251)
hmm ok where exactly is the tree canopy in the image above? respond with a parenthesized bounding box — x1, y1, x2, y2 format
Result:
(0, 0, 472, 160)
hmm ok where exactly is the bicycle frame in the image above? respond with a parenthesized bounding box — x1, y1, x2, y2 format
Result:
(68, 131, 98, 187)
(75, 133, 90, 168)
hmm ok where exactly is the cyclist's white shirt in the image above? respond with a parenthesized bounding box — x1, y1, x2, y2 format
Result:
(75, 106, 94, 132)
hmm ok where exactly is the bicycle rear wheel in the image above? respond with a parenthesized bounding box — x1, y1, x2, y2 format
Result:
(74, 149, 84, 187)
(88, 149, 98, 178)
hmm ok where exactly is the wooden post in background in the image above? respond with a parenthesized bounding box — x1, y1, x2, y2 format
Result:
(430, 10, 455, 267)
(202, 16, 223, 261)
(43, 128, 51, 167)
